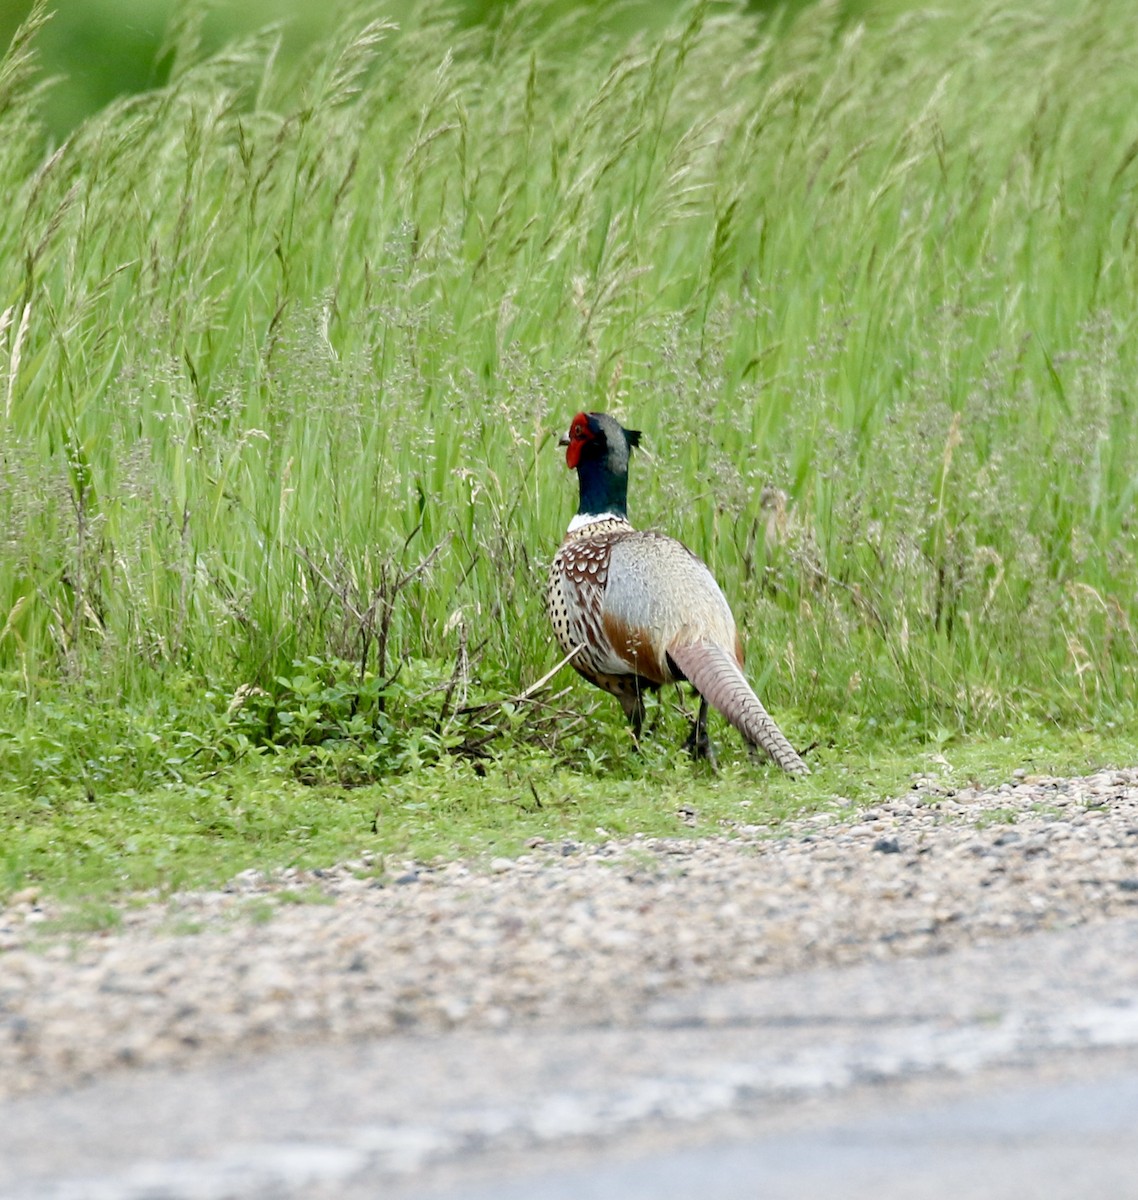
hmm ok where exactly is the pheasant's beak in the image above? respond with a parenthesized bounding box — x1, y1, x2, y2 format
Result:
(558, 432, 570, 447)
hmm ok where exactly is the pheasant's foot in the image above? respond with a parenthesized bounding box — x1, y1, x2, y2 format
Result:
(682, 724, 719, 770)
(683, 698, 718, 770)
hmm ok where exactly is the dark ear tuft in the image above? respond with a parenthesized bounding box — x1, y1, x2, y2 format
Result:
(626, 428, 642, 449)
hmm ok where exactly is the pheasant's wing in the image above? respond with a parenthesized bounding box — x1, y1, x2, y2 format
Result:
(549, 535, 634, 679)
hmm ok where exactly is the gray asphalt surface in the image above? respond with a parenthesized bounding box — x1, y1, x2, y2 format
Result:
(3, 916, 1137, 1199)
(420, 1068, 1138, 1200)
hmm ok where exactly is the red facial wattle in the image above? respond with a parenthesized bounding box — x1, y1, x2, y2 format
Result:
(564, 413, 591, 469)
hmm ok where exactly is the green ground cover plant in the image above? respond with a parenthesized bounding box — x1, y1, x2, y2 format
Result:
(2, 0, 1137, 900)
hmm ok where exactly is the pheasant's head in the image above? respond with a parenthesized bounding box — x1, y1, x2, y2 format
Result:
(560, 412, 641, 471)
(559, 412, 641, 521)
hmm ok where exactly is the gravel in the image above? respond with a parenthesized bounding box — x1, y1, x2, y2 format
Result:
(3, 767, 1138, 1101)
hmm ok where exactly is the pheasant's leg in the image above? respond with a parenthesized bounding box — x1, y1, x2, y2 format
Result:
(619, 689, 646, 745)
(683, 695, 718, 769)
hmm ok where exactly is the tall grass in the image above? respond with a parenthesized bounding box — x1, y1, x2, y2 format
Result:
(2, 0, 1137, 786)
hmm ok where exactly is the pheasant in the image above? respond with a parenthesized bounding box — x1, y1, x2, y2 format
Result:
(547, 411, 809, 774)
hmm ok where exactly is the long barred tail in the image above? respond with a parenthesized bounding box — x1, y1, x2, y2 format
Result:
(668, 641, 809, 775)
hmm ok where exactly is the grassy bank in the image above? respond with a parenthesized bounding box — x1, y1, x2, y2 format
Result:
(2, 0, 1138, 899)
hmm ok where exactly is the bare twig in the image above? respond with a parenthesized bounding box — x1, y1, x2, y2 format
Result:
(456, 645, 583, 716)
